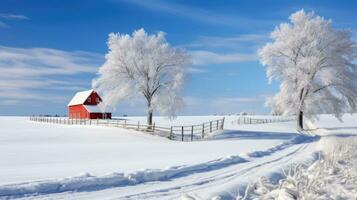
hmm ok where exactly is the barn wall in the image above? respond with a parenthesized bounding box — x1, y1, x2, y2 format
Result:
(68, 105, 112, 119)
(68, 105, 89, 119)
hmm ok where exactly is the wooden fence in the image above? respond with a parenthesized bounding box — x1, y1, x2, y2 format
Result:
(169, 118, 225, 141)
(29, 116, 225, 141)
(232, 116, 294, 125)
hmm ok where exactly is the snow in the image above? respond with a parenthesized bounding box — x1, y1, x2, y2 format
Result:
(244, 137, 357, 199)
(67, 89, 93, 106)
(83, 105, 104, 113)
(0, 116, 288, 185)
(0, 114, 356, 199)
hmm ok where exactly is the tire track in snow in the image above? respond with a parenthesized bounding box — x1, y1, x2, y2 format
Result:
(28, 139, 318, 200)
(118, 143, 312, 200)
(1, 135, 317, 199)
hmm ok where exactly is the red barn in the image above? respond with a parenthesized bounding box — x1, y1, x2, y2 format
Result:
(68, 90, 112, 119)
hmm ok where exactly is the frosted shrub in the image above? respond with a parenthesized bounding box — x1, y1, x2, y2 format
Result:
(240, 137, 357, 200)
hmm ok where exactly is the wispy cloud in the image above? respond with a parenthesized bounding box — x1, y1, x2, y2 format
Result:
(0, 46, 103, 104)
(182, 33, 267, 66)
(187, 67, 207, 73)
(0, 21, 9, 28)
(0, 13, 30, 20)
(211, 97, 263, 105)
(0, 13, 30, 28)
(0, 46, 102, 77)
(190, 50, 258, 65)
(184, 34, 269, 49)
(183, 95, 270, 115)
(118, 0, 273, 28)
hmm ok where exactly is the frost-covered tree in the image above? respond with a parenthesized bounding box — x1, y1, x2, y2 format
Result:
(259, 10, 357, 130)
(93, 29, 190, 126)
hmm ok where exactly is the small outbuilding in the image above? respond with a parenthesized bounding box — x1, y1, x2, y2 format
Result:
(68, 89, 111, 119)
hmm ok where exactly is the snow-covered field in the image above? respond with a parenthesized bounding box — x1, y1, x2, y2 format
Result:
(0, 114, 356, 199)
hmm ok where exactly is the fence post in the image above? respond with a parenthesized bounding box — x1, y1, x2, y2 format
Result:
(221, 118, 225, 129)
(181, 126, 184, 141)
(202, 123, 205, 138)
(170, 126, 173, 140)
(210, 121, 212, 133)
(137, 121, 140, 130)
(216, 120, 219, 130)
(153, 123, 155, 132)
(191, 125, 194, 141)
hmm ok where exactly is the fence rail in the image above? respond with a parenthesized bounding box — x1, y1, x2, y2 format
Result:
(232, 116, 294, 125)
(170, 118, 225, 141)
(29, 116, 225, 141)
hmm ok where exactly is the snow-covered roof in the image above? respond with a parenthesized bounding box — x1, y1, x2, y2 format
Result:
(68, 89, 94, 106)
(83, 105, 105, 113)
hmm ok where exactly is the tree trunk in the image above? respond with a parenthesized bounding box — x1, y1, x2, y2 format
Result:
(147, 100, 153, 127)
(147, 110, 153, 126)
(297, 110, 303, 131)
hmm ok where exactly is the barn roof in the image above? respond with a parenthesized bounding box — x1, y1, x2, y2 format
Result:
(68, 89, 94, 106)
(83, 105, 104, 113)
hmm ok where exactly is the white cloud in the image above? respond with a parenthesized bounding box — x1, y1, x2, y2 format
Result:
(211, 97, 263, 106)
(118, 0, 273, 28)
(182, 95, 270, 115)
(0, 46, 102, 78)
(187, 67, 206, 73)
(183, 34, 266, 66)
(0, 13, 30, 29)
(0, 46, 103, 104)
(0, 99, 19, 106)
(190, 50, 258, 65)
(0, 14, 30, 20)
(184, 34, 269, 49)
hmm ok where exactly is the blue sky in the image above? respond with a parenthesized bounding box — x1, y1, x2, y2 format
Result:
(0, 0, 356, 116)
